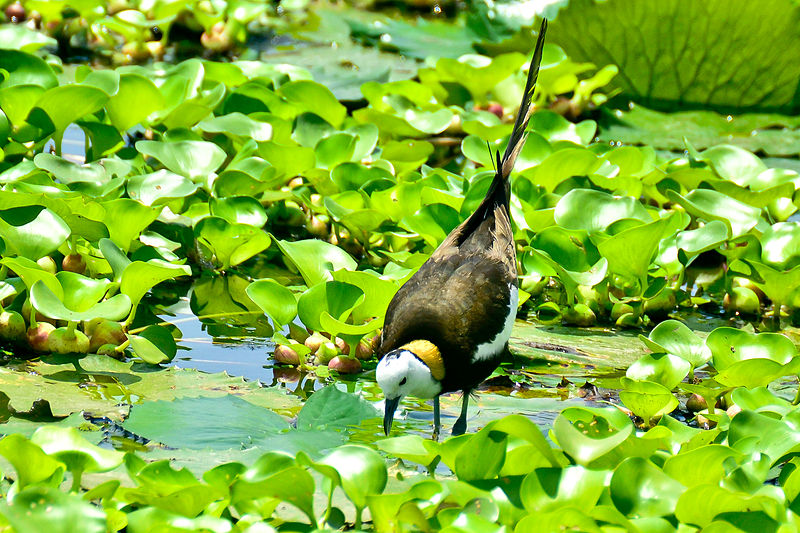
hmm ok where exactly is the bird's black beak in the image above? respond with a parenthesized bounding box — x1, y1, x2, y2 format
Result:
(383, 396, 400, 435)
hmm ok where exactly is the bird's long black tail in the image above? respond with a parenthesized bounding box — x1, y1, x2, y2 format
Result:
(499, 18, 547, 180)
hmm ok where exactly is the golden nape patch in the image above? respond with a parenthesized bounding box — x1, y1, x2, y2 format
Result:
(401, 340, 445, 381)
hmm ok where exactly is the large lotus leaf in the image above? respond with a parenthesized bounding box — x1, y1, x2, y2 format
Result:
(31, 426, 123, 475)
(550, 0, 800, 112)
(0, 434, 64, 488)
(759, 222, 800, 269)
(276, 239, 357, 287)
(209, 196, 267, 227)
(245, 278, 298, 328)
(296, 384, 379, 432)
(667, 189, 761, 239)
(626, 353, 691, 390)
(297, 281, 364, 333)
(119, 259, 190, 307)
(555, 189, 651, 233)
(610, 457, 684, 518)
(520, 465, 608, 513)
(706, 327, 796, 371)
(400, 204, 461, 248)
(278, 80, 347, 128)
(27, 85, 108, 149)
(197, 112, 273, 142)
(0, 205, 70, 260)
(136, 140, 226, 182)
(123, 395, 289, 450)
(319, 445, 387, 510)
(639, 319, 711, 368)
(0, 485, 105, 533)
(128, 324, 177, 365)
(551, 407, 633, 466)
(195, 217, 271, 270)
(618, 378, 679, 422)
(102, 198, 159, 252)
(331, 270, 398, 323)
(126, 170, 199, 207)
(30, 280, 131, 322)
(597, 216, 670, 287)
(598, 105, 800, 155)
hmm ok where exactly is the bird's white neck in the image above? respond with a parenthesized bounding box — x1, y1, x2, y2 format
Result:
(376, 349, 442, 400)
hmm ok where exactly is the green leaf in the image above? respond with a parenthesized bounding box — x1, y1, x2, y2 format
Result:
(0, 434, 64, 488)
(128, 324, 177, 364)
(197, 112, 273, 142)
(521, 465, 608, 512)
(106, 73, 164, 132)
(626, 352, 691, 390)
(245, 278, 298, 328)
(31, 426, 123, 474)
(28, 85, 108, 149)
(675, 484, 775, 528)
(297, 385, 379, 433)
(297, 280, 364, 333)
(610, 457, 684, 518)
(232, 464, 316, 523)
(319, 444, 387, 510)
(552, 407, 633, 466)
(619, 378, 679, 422)
(376, 435, 440, 469)
(706, 327, 796, 371)
(555, 189, 650, 233)
(276, 239, 357, 287)
(279, 80, 347, 128)
(126, 170, 199, 207)
(136, 140, 227, 182)
(597, 217, 670, 288)
(123, 395, 289, 449)
(0, 486, 105, 533)
(639, 319, 711, 368)
(209, 196, 267, 227)
(401, 204, 461, 248)
(30, 280, 131, 322)
(102, 198, 159, 252)
(667, 189, 761, 239)
(194, 217, 271, 270)
(663, 445, 743, 488)
(0, 25, 56, 53)
(0, 50, 57, 89)
(0, 205, 70, 260)
(551, 0, 800, 112)
(119, 260, 191, 319)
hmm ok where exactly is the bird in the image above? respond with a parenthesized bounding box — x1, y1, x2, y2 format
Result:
(376, 19, 548, 437)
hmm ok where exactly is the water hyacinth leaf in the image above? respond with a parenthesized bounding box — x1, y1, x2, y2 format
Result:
(381, 139, 434, 175)
(30, 280, 131, 322)
(667, 189, 761, 239)
(618, 378, 679, 422)
(525, 149, 603, 192)
(319, 445, 387, 510)
(401, 204, 461, 248)
(31, 426, 123, 475)
(277, 239, 357, 287)
(195, 217, 271, 270)
(331, 163, 394, 192)
(0, 486, 106, 533)
(123, 395, 289, 449)
(0, 434, 64, 488)
(663, 445, 744, 488)
(33, 153, 106, 185)
(99, 238, 132, 283)
(376, 435, 441, 468)
(728, 410, 800, 465)
(520, 466, 608, 512)
(610, 457, 684, 518)
(0, 50, 57, 89)
(598, 217, 670, 288)
(119, 260, 191, 317)
(105, 73, 164, 132)
(55, 272, 111, 312)
(0, 205, 70, 260)
(675, 484, 775, 528)
(232, 465, 316, 523)
(626, 352, 691, 390)
(197, 112, 273, 142)
(297, 281, 364, 333)
(675, 220, 729, 256)
(0, 25, 56, 53)
(555, 189, 650, 233)
(639, 319, 711, 368)
(736, 259, 800, 311)
(136, 140, 227, 182)
(552, 407, 633, 466)
(760, 222, 800, 269)
(436, 53, 526, 102)
(714, 359, 793, 389)
(27, 85, 108, 149)
(128, 325, 177, 365)
(0, 85, 46, 126)
(706, 327, 796, 371)
(102, 198, 159, 252)
(0, 256, 61, 296)
(331, 270, 398, 323)
(279, 80, 347, 128)
(126, 170, 199, 207)
(731, 387, 792, 412)
(209, 196, 267, 227)
(246, 278, 298, 328)
(257, 141, 316, 179)
(316, 133, 357, 169)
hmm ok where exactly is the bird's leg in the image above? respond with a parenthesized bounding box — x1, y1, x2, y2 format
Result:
(452, 391, 470, 436)
(432, 395, 441, 441)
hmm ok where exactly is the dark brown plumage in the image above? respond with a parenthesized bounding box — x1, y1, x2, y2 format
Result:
(377, 19, 548, 436)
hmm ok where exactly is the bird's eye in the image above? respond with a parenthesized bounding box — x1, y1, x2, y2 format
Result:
(399, 377, 407, 386)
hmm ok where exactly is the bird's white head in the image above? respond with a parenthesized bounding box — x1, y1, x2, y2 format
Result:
(376, 340, 444, 434)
